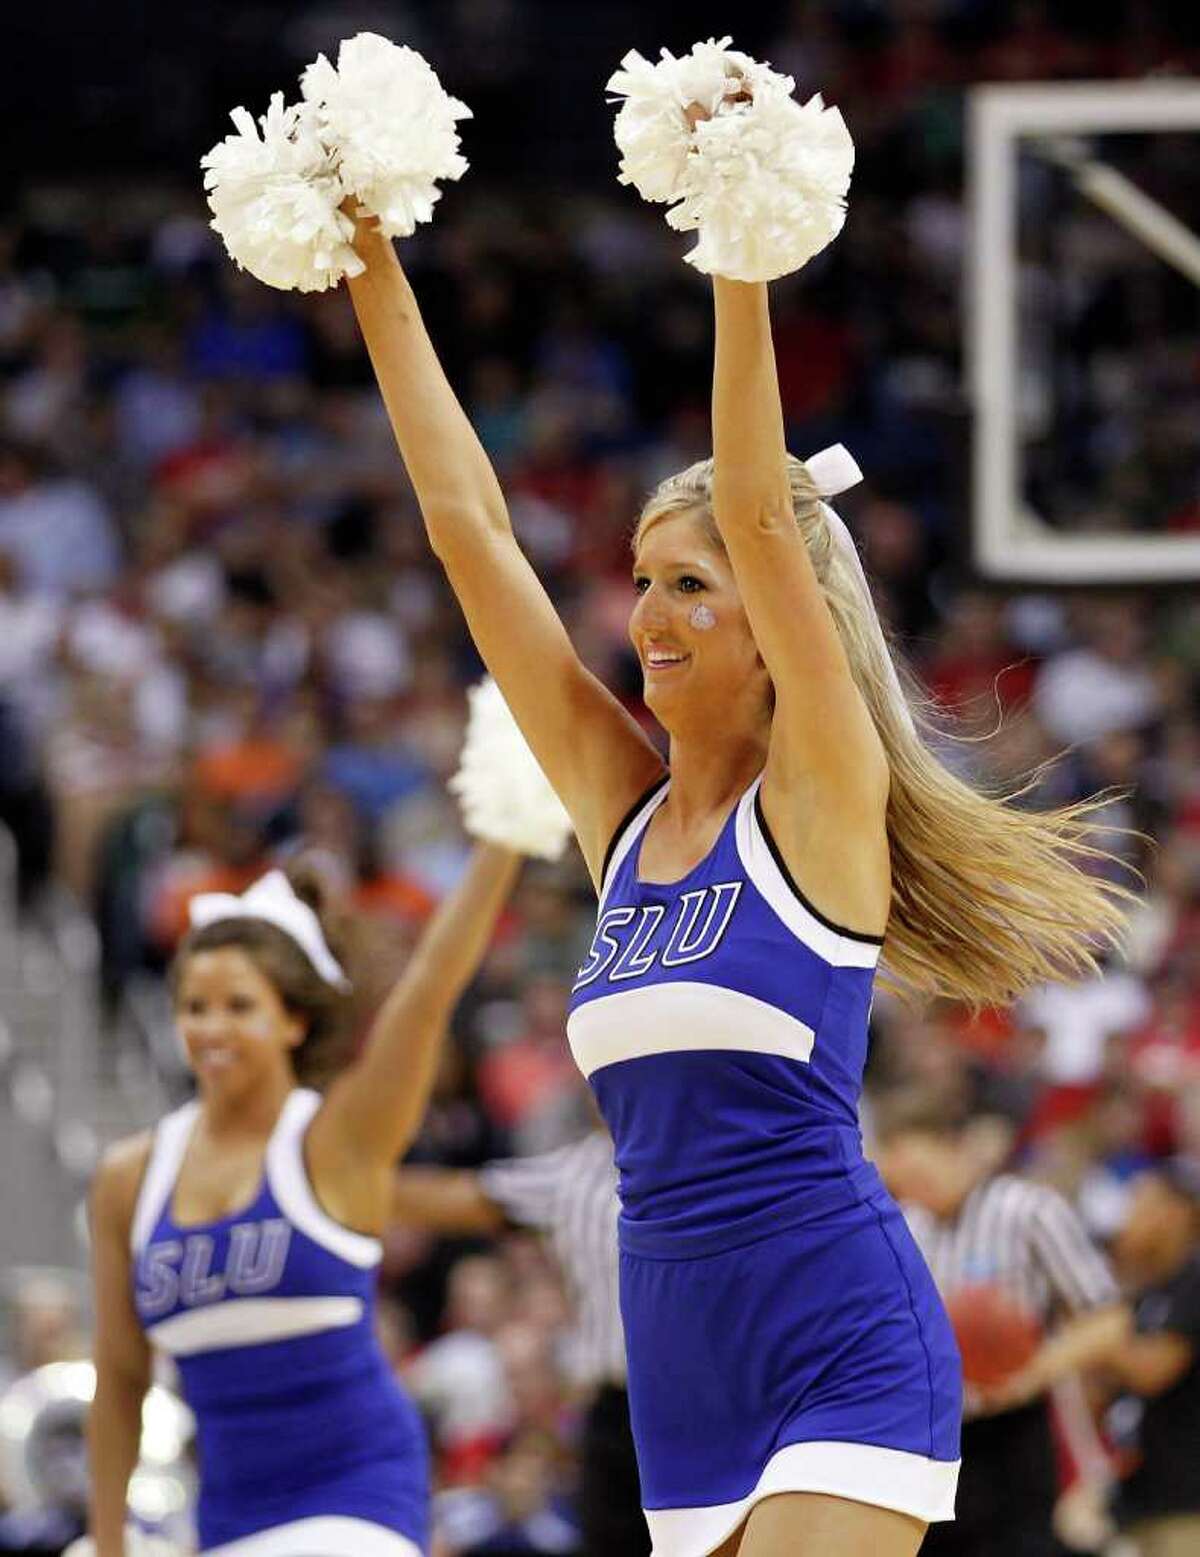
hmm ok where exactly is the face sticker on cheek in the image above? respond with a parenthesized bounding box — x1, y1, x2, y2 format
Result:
(689, 604, 717, 631)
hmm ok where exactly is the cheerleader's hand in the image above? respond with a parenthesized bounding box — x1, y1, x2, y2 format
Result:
(683, 71, 753, 131)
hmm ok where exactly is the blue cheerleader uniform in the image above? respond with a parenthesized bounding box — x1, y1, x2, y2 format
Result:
(567, 776, 961, 1556)
(130, 1088, 429, 1556)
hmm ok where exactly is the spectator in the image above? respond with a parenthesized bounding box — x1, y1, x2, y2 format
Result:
(438, 1427, 579, 1556)
(406, 1254, 517, 1479)
(0, 439, 119, 601)
(1106, 1160, 1200, 1555)
(476, 977, 584, 1153)
(1017, 964, 1152, 1088)
(1032, 598, 1161, 747)
(0, 1274, 86, 1392)
(0, 548, 60, 738)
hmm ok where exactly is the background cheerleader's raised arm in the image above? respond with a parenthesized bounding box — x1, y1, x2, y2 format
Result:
(301, 839, 522, 1216)
(85, 679, 563, 1557)
(87, 836, 524, 1557)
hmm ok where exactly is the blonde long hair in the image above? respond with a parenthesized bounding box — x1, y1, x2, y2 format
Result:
(635, 456, 1135, 1009)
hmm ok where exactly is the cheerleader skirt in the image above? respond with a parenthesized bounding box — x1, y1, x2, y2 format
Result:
(619, 1171, 962, 1557)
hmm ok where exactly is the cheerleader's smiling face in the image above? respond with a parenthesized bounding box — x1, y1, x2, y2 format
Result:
(630, 510, 770, 730)
(175, 947, 305, 1092)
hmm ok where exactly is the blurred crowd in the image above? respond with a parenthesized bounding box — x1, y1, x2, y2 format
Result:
(0, 0, 1199, 1552)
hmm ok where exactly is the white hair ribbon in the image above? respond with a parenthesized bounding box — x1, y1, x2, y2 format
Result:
(803, 443, 916, 737)
(804, 442, 863, 499)
(188, 869, 351, 990)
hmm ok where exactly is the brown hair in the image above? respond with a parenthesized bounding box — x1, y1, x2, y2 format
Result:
(170, 859, 355, 1088)
(635, 456, 1135, 1009)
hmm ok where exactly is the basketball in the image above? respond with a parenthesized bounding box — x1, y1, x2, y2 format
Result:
(945, 1284, 1042, 1388)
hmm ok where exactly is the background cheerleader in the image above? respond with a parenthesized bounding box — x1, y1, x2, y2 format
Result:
(85, 683, 569, 1557)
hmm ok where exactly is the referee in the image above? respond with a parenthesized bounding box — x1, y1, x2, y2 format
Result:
(874, 1091, 1129, 1557)
(390, 1127, 648, 1557)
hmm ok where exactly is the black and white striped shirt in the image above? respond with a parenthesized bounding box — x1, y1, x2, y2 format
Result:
(903, 1173, 1119, 1322)
(479, 1130, 624, 1389)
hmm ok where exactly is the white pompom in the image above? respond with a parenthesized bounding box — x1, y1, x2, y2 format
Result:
(675, 88, 854, 282)
(607, 39, 854, 283)
(449, 679, 573, 860)
(607, 38, 748, 203)
(302, 32, 472, 239)
(201, 94, 363, 293)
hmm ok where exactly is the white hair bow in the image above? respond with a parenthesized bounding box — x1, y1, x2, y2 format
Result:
(188, 870, 351, 990)
(804, 443, 916, 737)
(805, 442, 862, 499)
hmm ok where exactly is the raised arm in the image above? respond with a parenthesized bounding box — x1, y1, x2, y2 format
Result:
(711, 279, 886, 795)
(87, 1137, 153, 1557)
(311, 843, 520, 1212)
(347, 226, 662, 881)
(710, 278, 890, 927)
